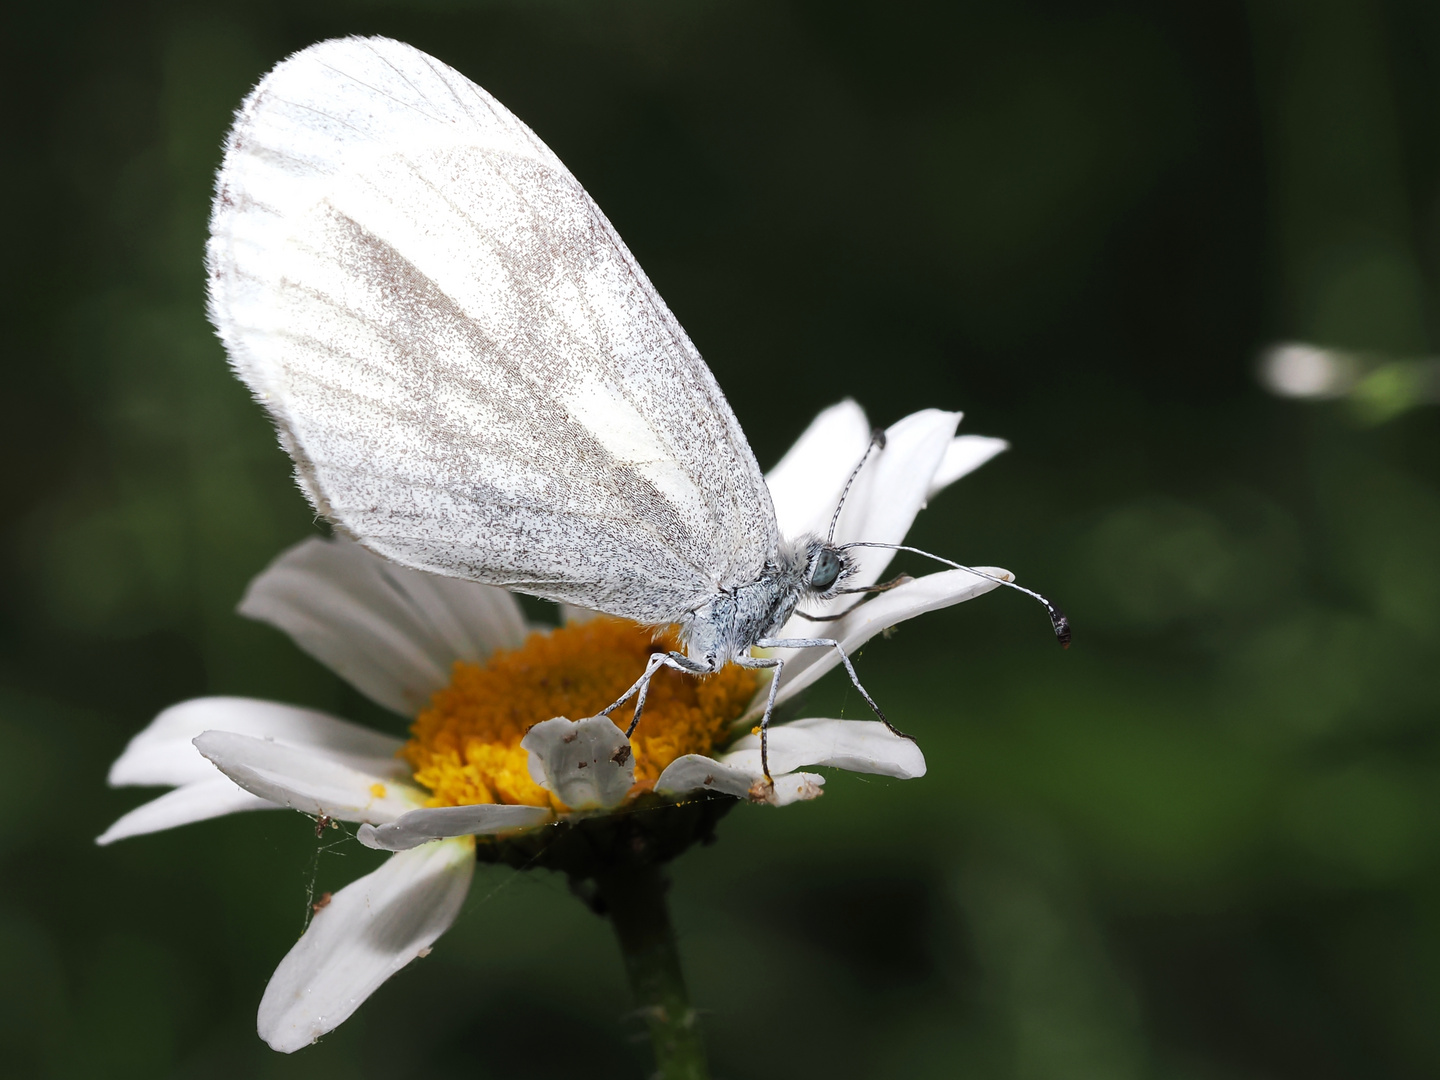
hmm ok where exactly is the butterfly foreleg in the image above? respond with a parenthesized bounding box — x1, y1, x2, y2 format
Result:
(599, 650, 667, 728)
(602, 649, 716, 737)
(629, 651, 715, 735)
(753, 636, 915, 744)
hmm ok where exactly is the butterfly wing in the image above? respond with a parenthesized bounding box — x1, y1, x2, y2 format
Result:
(208, 36, 779, 624)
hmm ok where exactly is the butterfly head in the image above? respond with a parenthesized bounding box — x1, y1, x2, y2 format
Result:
(802, 538, 856, 602)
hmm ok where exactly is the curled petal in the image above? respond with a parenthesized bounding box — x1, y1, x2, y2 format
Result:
(96, 778, 275, 846)
(108, 696, 406, 789)
(240, 536, 528, 716)
(358, 804, 554, 851)
(655, 754, 825, 807)
(258, 838, 475, 1052)
(927, 435, 1008, 499)
(194, 731, 427, 824)
(753, 566, 1008, 720)
(521, 716, 635, 811)
(721, 718, 926, 779)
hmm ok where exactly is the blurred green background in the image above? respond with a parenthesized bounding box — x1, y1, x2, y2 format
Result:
(4, 0, 1440, 1076)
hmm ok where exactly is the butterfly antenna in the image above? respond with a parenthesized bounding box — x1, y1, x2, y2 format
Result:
(828, 428, 887, 543)
(839, 541, 1072, 648)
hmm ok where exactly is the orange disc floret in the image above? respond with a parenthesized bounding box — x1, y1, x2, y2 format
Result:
(404, 616, 758, 809)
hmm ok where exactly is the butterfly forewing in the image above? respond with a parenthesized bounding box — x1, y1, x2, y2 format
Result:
(208, 36, 779, 623)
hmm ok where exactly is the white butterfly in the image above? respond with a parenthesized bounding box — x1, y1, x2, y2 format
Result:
(207, 37, 1064, 779)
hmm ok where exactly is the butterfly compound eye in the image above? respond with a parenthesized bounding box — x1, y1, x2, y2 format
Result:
(810, 548, 842, 591)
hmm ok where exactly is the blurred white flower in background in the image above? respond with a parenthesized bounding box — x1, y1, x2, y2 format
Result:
(1259, 342, 1440, 421)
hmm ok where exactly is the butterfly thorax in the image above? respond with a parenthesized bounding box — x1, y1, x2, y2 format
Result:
(679, 535, 856, 668)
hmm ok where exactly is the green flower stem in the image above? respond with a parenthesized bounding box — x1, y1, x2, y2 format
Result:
(599, 863, 709, 1080)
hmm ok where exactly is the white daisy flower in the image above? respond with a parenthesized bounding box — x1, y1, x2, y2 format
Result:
(99, 400, 1010, 1053)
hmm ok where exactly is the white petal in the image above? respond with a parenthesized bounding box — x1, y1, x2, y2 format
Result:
(239, 536, 529, 716)
(721, 718, 926, 779)
(194, 731, 426, 823)
(559, 604, 600, 625)
(828, 409, 961, 588)
(765, 400, 872, 540)
(927, 435, 1008, 500)
(655, 754, 754, 799)
(654, 754, 824, 807)
(108, 696, 407, 788)
(358, 804, 554, 851)
(752, 566, 1008, 719)
(520, 716, 634, 811)
(258, 837, 475, 1053)
(767, 773, 827, 806)
(96, 777, 275, 845)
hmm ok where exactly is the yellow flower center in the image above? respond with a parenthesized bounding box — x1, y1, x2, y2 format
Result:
(403, 617, 758, 811)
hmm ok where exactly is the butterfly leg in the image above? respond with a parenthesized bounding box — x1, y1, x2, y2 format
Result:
(626, 651, 714, 736)
(734, 652, 784, 781)
(598, 650, 670, 723)
(600, 650, 716, 737)
(753, 636, 914, 743)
